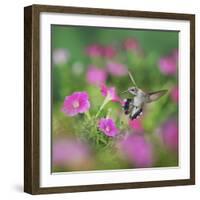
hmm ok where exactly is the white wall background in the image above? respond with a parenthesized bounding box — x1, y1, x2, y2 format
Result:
(0, 0, 199, 199)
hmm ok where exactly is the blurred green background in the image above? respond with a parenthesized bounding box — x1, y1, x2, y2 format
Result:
(52, 26, 178, 61)
(51, 25, 179, 172)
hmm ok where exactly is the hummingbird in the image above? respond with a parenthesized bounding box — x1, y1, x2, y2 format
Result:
(122, 71, 167, 120)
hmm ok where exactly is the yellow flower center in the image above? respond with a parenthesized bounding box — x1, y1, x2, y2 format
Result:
(72, 101, 80, 108)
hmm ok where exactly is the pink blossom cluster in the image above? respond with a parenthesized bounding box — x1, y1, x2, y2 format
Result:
(119, 134, 154, 168)
(158, 49, 178, 75)
(86, 44, 117, 58)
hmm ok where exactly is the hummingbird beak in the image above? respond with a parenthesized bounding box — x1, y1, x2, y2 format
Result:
(121, 90, 129, 94)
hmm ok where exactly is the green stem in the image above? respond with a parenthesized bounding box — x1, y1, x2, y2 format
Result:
(95, 96, 110, 118)
(106, 108, 112, 119)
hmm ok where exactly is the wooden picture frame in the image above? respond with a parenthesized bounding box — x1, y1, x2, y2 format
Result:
(24, 4, 195, 194)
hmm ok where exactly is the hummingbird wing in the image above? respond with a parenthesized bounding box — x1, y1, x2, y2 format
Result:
(147, 90, 167, 103)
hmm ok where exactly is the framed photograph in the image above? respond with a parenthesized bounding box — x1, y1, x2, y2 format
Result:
(24, 4, 195, 194)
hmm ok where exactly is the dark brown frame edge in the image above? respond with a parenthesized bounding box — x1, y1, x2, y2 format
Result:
(24, 4, 195, 195)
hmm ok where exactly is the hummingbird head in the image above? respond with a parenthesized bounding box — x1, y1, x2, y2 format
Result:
(121, 87, 139, 95)
(128, 87, 138, 95)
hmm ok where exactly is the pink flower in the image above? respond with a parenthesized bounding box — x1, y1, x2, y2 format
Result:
(129, 119, 144, 133)
(53, 137, 91, 168)
(102, 46, 117, 58)
(123, 38, 140, 51)
(107, 61, 128, 77)
(159, 56, 177, 75)
(86, 66, 107, 86)
(100, 84, 122, 103)
(86, 44, 103, 57)
(98, 118, 119, 137)
(159, 50, 178, 75)
(120, 134, 154, 168)
(160, 119, 178, 151)
(170, 86, 179, 103)
(62, 91, 90, 116)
